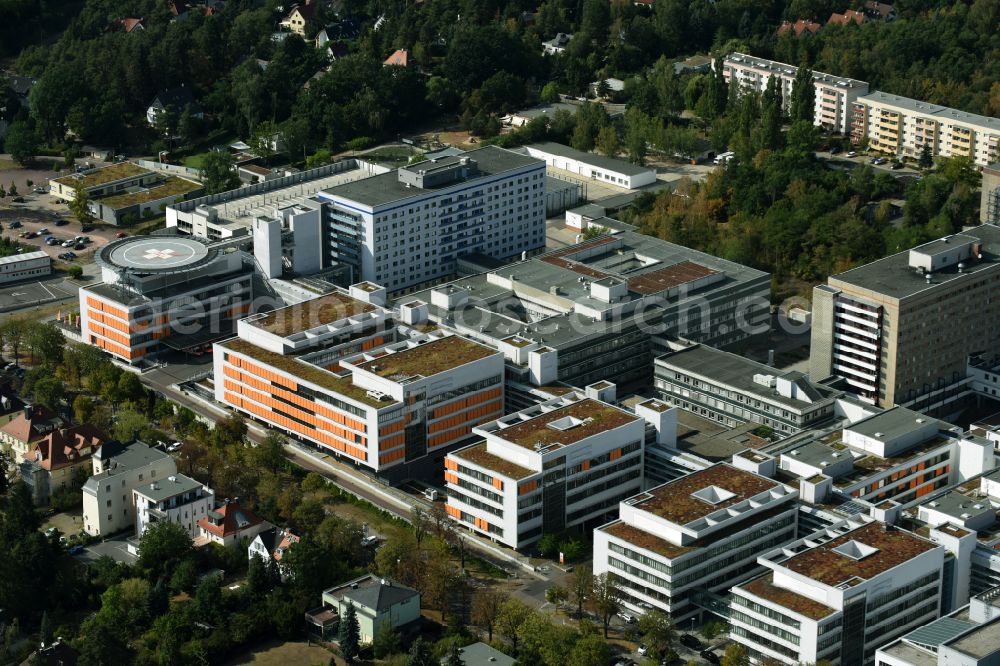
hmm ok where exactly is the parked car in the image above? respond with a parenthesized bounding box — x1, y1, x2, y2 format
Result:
(701, 651, 720, 664)
(115, 232, 128, 238)
(680, 634, 703, 650)
(74, 243, 85, 250)
(81, 224, 95, 232)
(618, 612, 636, 624)
(66, 251, 78, 259)
(55, 219, 69, 226)
(68, 545, 84, 555)
(11, 196, 24, 203)
(24, 231, 38, 239)
(46, 239, 60, 246)
(62, 239, 75, 247)
(33, 186, 47, 194)
(637, 645, 649, 657)
(8, 221, 22, 229)
(846, 150, 858, 158)
(38, 227, 49, 234)
(891, 161, 904, 170)
(167, 441, 183, 452)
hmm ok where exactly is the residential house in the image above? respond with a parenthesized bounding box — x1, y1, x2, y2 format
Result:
(20, 424, 108, 505)
(827, 9, 866, 26)
(0, 386, 26, 426)
(135, 473, 215, 539)
(864, 0, 897, 21)
(279, 0, 318, 38)
(673, 54, 713, 76)
(196, 498, 267, 547)
(542, 33, 572, 55)
(0, 404, 63, 465)
(321, 574, 421, 643)
(146, 86, 203, 127)
(383, 49, 409, 67)
(449, 643, 515, 666)
(82, 442, 177, 537)
(19, 638, 80, 666)
(112, 17, 145, 33)
(315, 19, 358, 47)
(247, 526, 299, 576)
(777, 19, 822, 37)
(4, 72, 36, 109)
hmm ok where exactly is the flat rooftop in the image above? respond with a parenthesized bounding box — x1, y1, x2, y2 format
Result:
(858, 91, 1000, 131)
(249, 292, 376, 336)
(946, 619, 1000, 659)
(53, 161, 150, 188)
(782, 522, 937, 587)
(99, 176, 200, 209)
(847, 407, 945, 441)
(451, 441, 535, 480)
(491, 398, 638, 450)
(725, 52, 868, 88)
(920, 490, 996, 523)
(527, 141, 654, 177)
(830, 224, 1000, 300)
(219, 338, 392, 407)
(134, 473, 204, 502)
(740, 573, 837, 620)
(657, 344, 839, 409)
(320, 146, 541, 209)
(629, 463, 782, 525)
(355, 335, 497, 379)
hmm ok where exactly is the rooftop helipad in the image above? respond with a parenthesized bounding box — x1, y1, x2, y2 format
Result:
(98, 236, 217, 273)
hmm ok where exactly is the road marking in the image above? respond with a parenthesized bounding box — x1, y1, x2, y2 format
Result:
(38, 281, 56, 298)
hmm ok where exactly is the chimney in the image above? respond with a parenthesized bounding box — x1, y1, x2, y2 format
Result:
(23, 404, 32, 421)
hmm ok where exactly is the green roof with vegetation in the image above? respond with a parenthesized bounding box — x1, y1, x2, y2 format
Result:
(99, 176, 201, 209)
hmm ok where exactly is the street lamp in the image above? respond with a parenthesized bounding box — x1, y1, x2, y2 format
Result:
(690, 616, 695, 633)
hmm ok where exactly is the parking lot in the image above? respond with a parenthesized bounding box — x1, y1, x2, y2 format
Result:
(0, 278, 76, 312)
(0, 198, 121, 263)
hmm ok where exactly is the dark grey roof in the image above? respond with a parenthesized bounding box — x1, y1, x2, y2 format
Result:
(253, 526, 277, 553)
(905, 616, 976, 648)
(134, 473, 203, 502)
(450, 642, 515, 666)
(528, 141, 654, 177)
(343, 578, 419, 612)
(150, 86, 200, 113)
(319, 146, 542, 209)
(831, 224, 1000, 300)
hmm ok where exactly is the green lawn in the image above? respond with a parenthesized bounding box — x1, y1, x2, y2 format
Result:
(182, 152, 213, 170)
(0, 159, 19, 171)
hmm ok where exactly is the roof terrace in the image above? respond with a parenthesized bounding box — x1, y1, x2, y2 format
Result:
(485, 398, 638, 450)
(354, 336, 497, 380)
(740, 573, 837, 620)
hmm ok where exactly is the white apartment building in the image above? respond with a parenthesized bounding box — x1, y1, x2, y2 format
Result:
(215, 290, 505, 483)
(852, 92, 1000, 167)
(82, 443, 177, 536)
(134, 473, 215, 539)
(729, 518, 945, 666)
(311, 146, 546, 292)
(721, 53, 870, 134)
(593, 462, 798, 622)
(445, 394, 646, 548)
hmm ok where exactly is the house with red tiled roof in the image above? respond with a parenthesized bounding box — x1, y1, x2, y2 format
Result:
(0, 404, 63, 465)
(19, 424, 108, 505)
(109, 17, 145, 33)
(777, 19, 822, 37)
(197, 499, 268, 547)
(248, 526, 300, 577)
(383, 49, 409, 67)
(827, 8, 867, 26)
(279, 0, 318, 37)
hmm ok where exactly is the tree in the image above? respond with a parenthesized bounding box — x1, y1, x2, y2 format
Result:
(39, 610, 52, 647)
(372, 620, 401, 658)
(444, 641, 465, 666)
(406, 637, 435, 666)
(250, 120, 280, 163)
(199, 151, 239, 194)
(497, 598, 533, 652)
(411, 505, 429, 547)
(596, 126, 619, 157)
(137, 520, 193, 580)
(790, 65, 815, 124)
(638, 609, 675, 659)
(338, 602, 360, 662)
(541, 81, 561, 104)
(472, 587, 507, 641)
(66, 265, 83, 280)
(305, 149, 332, 169)
(568, 564, 593, 618)
(919, 143, 934, 169)
(566, 632, 611, 666)
(3, 120, 39, 165)
(69, 187, 94, 226)
(113, 409, 148, 442)
(590, 573, 620, 638)
(32, 376, 63, 410)
(721, 643, 750, 666)
(546, 585, 568, 609)
(27, 322, 64, 365)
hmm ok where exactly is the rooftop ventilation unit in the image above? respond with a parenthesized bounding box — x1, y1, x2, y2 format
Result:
(833, 539, 879, 560)
(691, 485, 737, 505)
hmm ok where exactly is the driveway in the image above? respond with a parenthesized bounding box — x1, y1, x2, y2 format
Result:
(79, 533, 138, 564)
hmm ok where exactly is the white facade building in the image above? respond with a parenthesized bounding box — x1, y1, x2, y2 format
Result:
(134, 473, 215, 539)
(82, 443, 177, 537)
(525, 142, 657, 189)
(721, 53, 870, 135)
(729, 518, 945, 666)
(445, 394, 646, 548)
(0, 251, 51, 284)
(593, 463, 798, 622)
(852, 92, 1000, 167)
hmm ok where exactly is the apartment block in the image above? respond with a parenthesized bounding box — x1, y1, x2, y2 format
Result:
(810, 226, 1000, 408)
(729, 518, 945, 666)
(721, 53, 870, 134)
(82, 442, 177, 537)
(79, 235, 254, 364)
(214, 290, 505, 483)
(982, 163, 1000, 225)
(852, 92, 1000, 167)
(594, 463, 798, 623)
(134, 473, 215, 539)
(654, 343, 843, 436)
(402, 224, 770, 402)
(445, 394, 645, 548)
